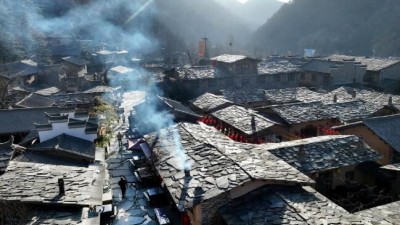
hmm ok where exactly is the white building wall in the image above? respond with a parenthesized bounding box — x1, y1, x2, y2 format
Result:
(38, 122, 96, 142)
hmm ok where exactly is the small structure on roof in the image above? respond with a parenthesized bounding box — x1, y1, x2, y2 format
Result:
(211, 54, 260, 76)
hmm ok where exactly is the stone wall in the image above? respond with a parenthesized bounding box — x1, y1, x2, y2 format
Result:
(201, 192, 230, 225)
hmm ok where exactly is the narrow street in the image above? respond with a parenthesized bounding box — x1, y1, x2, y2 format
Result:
(104, 91, 157, 225)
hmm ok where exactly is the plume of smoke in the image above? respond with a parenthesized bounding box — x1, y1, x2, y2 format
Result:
(0, 0, 158, 59)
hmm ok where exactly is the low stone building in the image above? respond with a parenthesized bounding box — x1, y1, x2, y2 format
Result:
(145, 122, 313, 225)
(333, 114, 400, 165)
(211, 54, 259, 76)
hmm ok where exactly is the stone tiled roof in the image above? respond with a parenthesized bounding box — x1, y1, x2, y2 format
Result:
(147, 123, 313, 211)
(15, 93, 56, 108)
(158, 96, 200, 118)
(190, 92, 233, 113)
(83, 85, 115, 94)
(263, 87, 323, 104)
(269, 101, 332, 124)
(28, 209, 83, 225)
(326, 54, 400, 71)
(264, 135, 381, 173)
(62, 56, 88, 66)
(212, 105, 278, 135)
(28, 134, 96, 160)
(220, 185, 368, 225)
(1, 60, 38, 78)
(220, 89, 265, 104)
(34, 87, 61, 96)
(211, 54, 250, 63)
(356, 200, 400, 224)
(363, 114, 400, 153)
(269, 100, 381, 124)
(258, 59, 302, 74)
(0, 161, 103, 206)
(176, 66, 215, 80)
(381, 163, 400, 172)
(110, 65, 133, 74)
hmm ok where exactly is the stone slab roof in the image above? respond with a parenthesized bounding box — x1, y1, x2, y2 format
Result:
(211, 54, 250, 63)
(1, 60, 38, 78)
(62, 56, 88, 66)
(28, 134, 96, 160)
(190, 92, 233, 113)
(28, 208, 83, 225)
(158, 96, 200, 118)
(35, 87, 61, 96)
(356, 200, 400, 224)
(363, 114, 400, 153)
(264, 135, 381, 173)
(176, 66, 215, 80)
(269, 100, 381, 124)
(268, 101, 332, 124)
(0, 107, 73, 135)
(110, 65, 133, 74)
(146, 123, 313, 211)
(83, 85, 115, 94)
(326, 54, 400, 71)
(220, 185, 368, 225)
(381, 163, 400, 172)
(258, 59, 302, 74)
(15, 93, 56, 108)
(263, 87, 323, 104)
(13, 150, 90, 167)
(0, 161, 103, 206)
(212, 105, 278, 135)
(220, 89, 265, 104)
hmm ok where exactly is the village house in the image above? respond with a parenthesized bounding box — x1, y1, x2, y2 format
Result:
(14, 93, 56, 108)
(301, 58, 367, 86)
(0, 134, 107, 225)
(326, 54, 400, 92)
(144, 122, 313, 225)
(210, 54, 260, 77)
(333, 114, 400, 165)
(0, 60, 38, 92)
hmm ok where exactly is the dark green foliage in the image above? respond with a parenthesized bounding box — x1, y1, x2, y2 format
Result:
(252, 0, 400, 57)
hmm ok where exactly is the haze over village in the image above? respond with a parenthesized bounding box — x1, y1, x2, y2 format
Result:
(2, 0, 400, 225)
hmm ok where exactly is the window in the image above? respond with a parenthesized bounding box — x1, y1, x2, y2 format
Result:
(301, 73, 306, 80)
(273, 74, 281, 82)
(312, 74, 318, 82)
(288, 73, 296, 82)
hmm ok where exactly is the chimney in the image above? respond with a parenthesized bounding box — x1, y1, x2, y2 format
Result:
(352, 90, 356, 98)
(333, 94, 337, 103)
(58, 178, 65, 196)
(184, 169, 190, 177)
(388, 96, 393, 106)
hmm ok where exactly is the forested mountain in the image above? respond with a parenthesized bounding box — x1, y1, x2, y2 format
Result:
(252, 0, 400, 57)
(216, 0, 283, 30)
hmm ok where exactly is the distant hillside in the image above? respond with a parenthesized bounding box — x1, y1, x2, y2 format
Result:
(216, 0, 283, 30)
(155, 0, 251, 51)
(252, 0, 400, 57)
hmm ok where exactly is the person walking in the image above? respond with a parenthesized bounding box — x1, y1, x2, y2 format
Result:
(116, 132, 123, 147)
(118, 176, 128, 199)
(122, 114, 126, 124)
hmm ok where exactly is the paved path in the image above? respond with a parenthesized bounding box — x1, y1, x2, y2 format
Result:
(105, 91, 158, 225)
